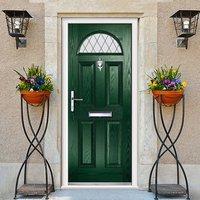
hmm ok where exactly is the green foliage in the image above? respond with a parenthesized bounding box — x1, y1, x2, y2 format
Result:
(17, 81, 31, 91)
(27, 64, 44, 78)
(14, 64, 54, 92)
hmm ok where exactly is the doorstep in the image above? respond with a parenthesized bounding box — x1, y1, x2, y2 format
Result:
(1, 189, 187, 200)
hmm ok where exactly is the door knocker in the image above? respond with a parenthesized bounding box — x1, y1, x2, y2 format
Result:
(96, 58, 103, 71)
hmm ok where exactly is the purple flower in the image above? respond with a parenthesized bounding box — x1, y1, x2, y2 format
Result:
(173, 79, 181, 84)
(163, 79, 171, 85)
(168, 81, 176, 88)
(28, 78, 35, 84)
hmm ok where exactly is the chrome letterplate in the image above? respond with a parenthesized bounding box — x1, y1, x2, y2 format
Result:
(88, 112, 112, 118)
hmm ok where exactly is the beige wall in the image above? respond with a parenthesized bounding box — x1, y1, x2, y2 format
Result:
(158, 0, 200, 164)
(0, 1, 44, 162)
(0, 0, 45, 195)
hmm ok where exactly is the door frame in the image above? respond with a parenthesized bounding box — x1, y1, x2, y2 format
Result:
(62, 18, 138, 188)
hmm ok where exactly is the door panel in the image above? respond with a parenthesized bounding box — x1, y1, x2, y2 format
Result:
(78, 121, 95, 167)
(106, 62, 122, 105)
(106, 122, 121, 167)
(68, 24, 132, 182)
(78, 62, 95, 105)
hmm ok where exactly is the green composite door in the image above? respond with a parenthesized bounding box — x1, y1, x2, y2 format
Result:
(68, 24, 132, 182)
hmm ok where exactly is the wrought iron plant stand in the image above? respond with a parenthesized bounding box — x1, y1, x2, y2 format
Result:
(14, 96, 54, 199)
(148, 95, 190, 200)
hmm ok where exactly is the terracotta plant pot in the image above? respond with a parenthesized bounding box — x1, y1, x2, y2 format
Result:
(20, 91, 51, 106)
(152, 90, 184, 106)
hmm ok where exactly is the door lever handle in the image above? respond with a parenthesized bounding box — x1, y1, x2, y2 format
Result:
(71, 91, 83, 112)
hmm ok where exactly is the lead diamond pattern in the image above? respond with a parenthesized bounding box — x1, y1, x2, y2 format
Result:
(79, 33, 122, 54)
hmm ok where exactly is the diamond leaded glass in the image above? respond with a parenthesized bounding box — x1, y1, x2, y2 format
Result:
(78, 33, 122, 54)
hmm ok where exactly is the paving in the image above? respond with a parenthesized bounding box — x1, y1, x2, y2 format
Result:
(1, 189, 186, 200)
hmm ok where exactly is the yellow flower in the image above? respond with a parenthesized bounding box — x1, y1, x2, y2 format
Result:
(182, 81, 187, 88)
(148, 81, 152, 86)
(173, 69, 177, 73)
(152, 81, 157, 87)
(46, 76, 52, 81)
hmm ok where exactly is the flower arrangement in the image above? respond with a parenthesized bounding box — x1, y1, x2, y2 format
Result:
(147, 66, 187, 91)
(14, 64, 53, 92)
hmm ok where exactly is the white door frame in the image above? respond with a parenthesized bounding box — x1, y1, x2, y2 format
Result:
(62, 18, 138, 188)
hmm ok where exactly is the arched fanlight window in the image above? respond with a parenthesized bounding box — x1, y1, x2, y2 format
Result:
(78, 32, 123, 54)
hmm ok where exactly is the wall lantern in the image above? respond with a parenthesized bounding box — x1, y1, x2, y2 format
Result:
(2, 10, 32, 49)
(170, 10, 200, 49)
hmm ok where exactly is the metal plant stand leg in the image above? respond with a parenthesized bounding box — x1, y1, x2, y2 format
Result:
(14, 97, 54, 199)
(148, 95, 190, 200)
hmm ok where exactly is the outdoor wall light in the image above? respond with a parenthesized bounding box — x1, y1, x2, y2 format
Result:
(170, 10, 200, 49)
(2, 10, 32, 49)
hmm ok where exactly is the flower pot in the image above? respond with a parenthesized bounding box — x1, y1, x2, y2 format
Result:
(20, 91, 51, 106)
(152, 90, 184, 106)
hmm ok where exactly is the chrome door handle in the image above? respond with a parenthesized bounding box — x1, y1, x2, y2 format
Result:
(71, 91, 83, 112)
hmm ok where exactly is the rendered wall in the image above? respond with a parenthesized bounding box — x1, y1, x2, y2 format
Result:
(157, 1, 200, 199)
(0, 0, 45, 196)
(158, 0, 200, 164)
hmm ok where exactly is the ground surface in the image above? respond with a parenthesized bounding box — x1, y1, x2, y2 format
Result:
(1, 189, 187, 200)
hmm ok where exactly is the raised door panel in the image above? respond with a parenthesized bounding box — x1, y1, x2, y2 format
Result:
(106, 122, 121, 168)
(78, 121, 95, 167)
(106, 62, 123, 106)
(78, 62, 95, 105)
